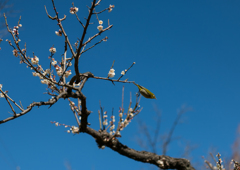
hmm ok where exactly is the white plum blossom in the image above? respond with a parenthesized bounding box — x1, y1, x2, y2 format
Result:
(99, 20, 103, 25)
(67, 62, 72, 67)
(51, 59, 57, 66)
(97, 25, 103, 31)
(121, 71, 125, 75)
(108, 68, 115, 78)
(45, 69, 50, 74)
(70, 7, 78, 14)
(12, 49, 18, 57)
(31, 56, 39, 65)
(108, 4, 115, 12)
(103, 121, 108, 126)
(0, 93, 4, 98)
(71, 126, 79, 134)
(65, 70, 72, 78)
(41, 79, 49, 85)
(119, 112, 123, 117)
(55, 30, 62, 36)
(115, 131, 121, 136)
(32, 72, 39, 77)
(49, 47, 56, 54)
(57, 71, 62, 76)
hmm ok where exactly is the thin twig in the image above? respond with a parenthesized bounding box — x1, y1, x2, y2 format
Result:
(117, 62, 136, 81)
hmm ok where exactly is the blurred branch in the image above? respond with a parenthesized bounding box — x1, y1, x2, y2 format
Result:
(163, 105, 192, 155)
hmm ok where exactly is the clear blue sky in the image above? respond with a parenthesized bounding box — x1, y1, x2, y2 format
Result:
(1, 0, 240, 169)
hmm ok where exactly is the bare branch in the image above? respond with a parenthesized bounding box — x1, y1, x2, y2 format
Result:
(0, 92, 67, 124)
(162, 106, 192, 155)
(75, 0, 97, 82)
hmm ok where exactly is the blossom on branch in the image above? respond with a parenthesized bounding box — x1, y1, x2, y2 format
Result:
(109, 4, 115, 12)
(41, 79, 49, 85)
(121, 71, 125, 75)
(12, 49, 18, 57)
(108, 68, 115, 78)
(51, 59, 57, 66)
(65, 70, 72, 78)
(31, 56, 39, 65)
(97, 25, 103, 31)
(49, 47, 56, 54)
(55, 30, 62, 36)
(70, 7, 79, 14)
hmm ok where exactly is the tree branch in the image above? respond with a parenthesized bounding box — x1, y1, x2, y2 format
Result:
(85, 127, 195, 170)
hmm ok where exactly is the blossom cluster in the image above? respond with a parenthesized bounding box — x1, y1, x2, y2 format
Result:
(102, 111, 108, 126)
(51, 121, 79, 134)
(109, 115, 116, 135)
(97, 20, 104, 31)
(12, 24, 22, 36)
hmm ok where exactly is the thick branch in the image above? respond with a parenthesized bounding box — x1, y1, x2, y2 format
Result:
(85, 127, 195, 170)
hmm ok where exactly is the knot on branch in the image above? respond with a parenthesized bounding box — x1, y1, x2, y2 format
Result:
(95, 130, 111, 148)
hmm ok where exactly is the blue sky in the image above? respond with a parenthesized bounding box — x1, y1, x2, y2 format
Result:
(1, 0, 240, 169)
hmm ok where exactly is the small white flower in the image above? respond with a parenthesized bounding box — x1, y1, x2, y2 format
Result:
(115, 131, 121, 136)
(32, 72, 38, 77)
(103, 121, 108, 126)
(108, 4, 114, 12)
(71, 126, 79, 134)
(55, 122, 59, 126)
(45, 69, 50, 74)
(67, 130, 70, 133)
(12, 49, 18, 57)
(49, 47, 56, 54)
(41, 79, 49, 85)
(70, 7, 78, 14)
(67, 62, 72, 67)
(119, 112, 123, 117)
(31, 56, 39, 65)
(51, 60, 57, 66)
(121, 71, 125, 75)
(55, 30, 62, 36)
(108, 68, 115, 78)
(18, 24, 22, 27)
(99, 20, 103, 25)
(65, 70, 72, 78)
(57, 71, 62, 76)
(97, 25, 103, 31)
(0, 93, 4, 98)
